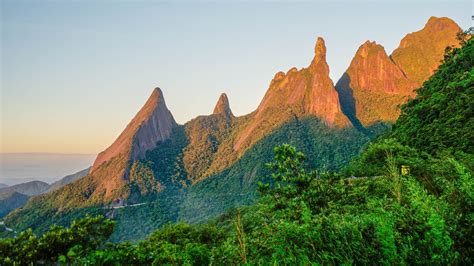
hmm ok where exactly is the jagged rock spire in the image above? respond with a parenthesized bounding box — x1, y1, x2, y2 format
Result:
(310, 37, 328, 70)
(306, 37, 348, 126)
(213, 93, 233, 118)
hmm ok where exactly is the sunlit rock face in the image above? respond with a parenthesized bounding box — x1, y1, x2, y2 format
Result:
(391, 16, 462, 86)
(92, 87, 176, 172)
(336, 16, 461, 127)
(90, 87, 176, 199)
(234, 37, 349, 152)
(213, 93, 234, 119)
(345, 41, 417, 95)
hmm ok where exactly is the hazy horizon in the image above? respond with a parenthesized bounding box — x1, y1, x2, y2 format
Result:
(1, 0, 472, 155)
(0, 153, 96, 186)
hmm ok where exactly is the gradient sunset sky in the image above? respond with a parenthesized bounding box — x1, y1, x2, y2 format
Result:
(1, 0, 471, 154)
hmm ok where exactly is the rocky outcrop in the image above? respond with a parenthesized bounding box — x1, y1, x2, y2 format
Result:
(391, 16, 461, 85)
(213, 93, 234, 119)
(337, 17, 461, 127)
(336, 41, 418, 127)
(344, 41, 417, 95)
(92, 88, 177, 172)
(233, 37, 349, 152)
(307, 38, 350, 126)
(88, 87, 177, 200)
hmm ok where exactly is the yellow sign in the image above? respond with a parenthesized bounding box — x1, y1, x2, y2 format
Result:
(401, 165, 410, 176)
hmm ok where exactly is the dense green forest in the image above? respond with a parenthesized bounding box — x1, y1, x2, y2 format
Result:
(4, 115, 381, 243)
(1, 37, 472, 264)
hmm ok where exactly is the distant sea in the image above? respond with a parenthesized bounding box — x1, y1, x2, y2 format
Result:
(0, 153, 96, 186)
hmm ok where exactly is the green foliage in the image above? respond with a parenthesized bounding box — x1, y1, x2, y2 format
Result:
(71, 222, 225, 265)
(0, 215, 114, 265)
(182, 113, 234, 182)
(179, 116, 375, 224)
(344, 138, 429, 177)
(129, 161, 162, 198)
(1, 140, 472, 264)
(4, 109, 377, 243)
(390, 37, 473, 155)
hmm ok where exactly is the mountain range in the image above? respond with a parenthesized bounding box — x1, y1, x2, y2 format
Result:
(3, 16, 462, 241)
(0, 168, 90, 218)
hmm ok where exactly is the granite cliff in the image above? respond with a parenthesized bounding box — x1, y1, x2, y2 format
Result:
(336, 16, 461, 127)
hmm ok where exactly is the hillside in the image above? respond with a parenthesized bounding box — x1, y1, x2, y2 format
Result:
(0, 191, 29, 218)
(0, 168, 90, 218)
(390, 35, 473, 155)
(47, 168, 91, 193)
(0, 181, 50, 197)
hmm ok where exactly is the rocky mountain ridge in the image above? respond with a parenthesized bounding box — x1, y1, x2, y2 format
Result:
(85, 17, 461, 199)
(233, 37, 350, 153)
(336, 16, 461, 127)
(0, 181, 50, 197)
(3, 16, 464, 241)
(0, 168, 90, 218)
(15, 16, 462, 207)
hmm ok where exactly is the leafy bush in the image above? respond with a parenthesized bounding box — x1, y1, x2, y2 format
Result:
(0, 215, 114, 265)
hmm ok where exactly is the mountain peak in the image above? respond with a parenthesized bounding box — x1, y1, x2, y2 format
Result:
(89, 87, 177, 200)
(425, 16, 460, 32)
(233, 36, 349, 152)
(346, 39, 413, 94)
(355, 40, 386, 58)
(337, 16, 461, 127)
(310, 37, 327, 68)
(213, 93, 233, 117)
(391, 16, 461, 85)
(153, 86, 165, 100)
(337, 38, 417, 126)
(314, 37, 326, 57)
(92, 87, 177, 173)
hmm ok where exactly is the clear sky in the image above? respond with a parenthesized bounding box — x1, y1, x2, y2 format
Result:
(1, 0, 472, 154)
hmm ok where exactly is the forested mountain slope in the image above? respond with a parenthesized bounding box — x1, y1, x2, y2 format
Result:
(3, 17, 464, 243)
(1, 36, 472, 265)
